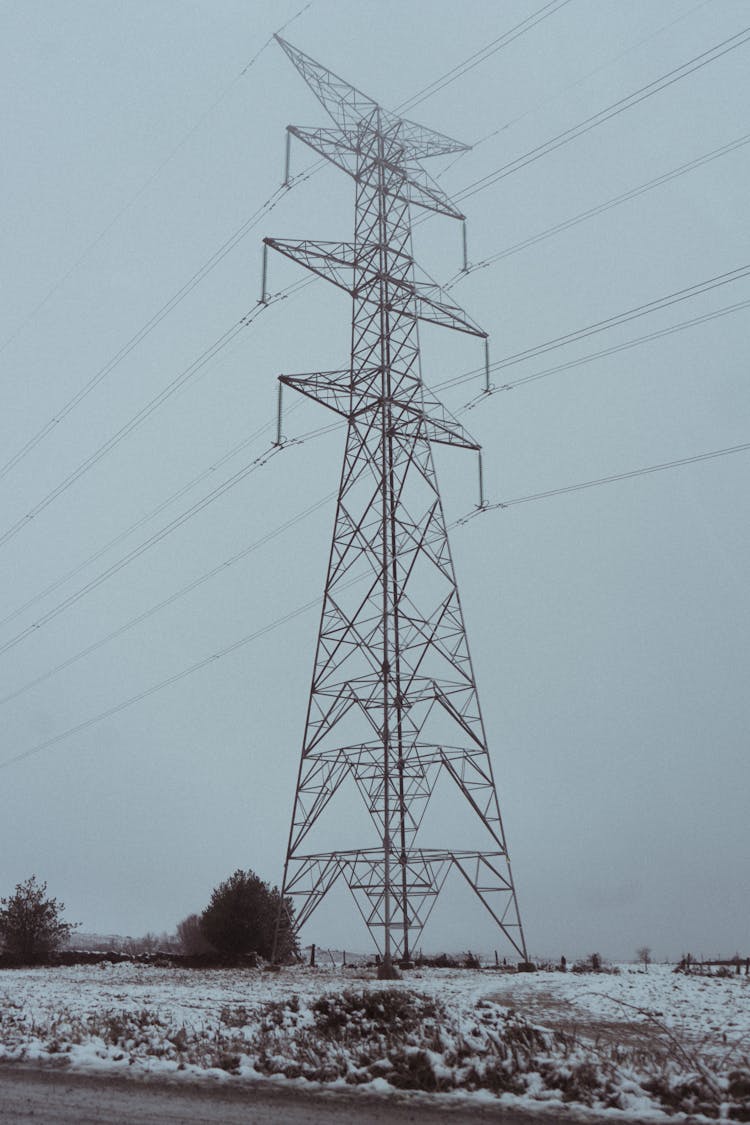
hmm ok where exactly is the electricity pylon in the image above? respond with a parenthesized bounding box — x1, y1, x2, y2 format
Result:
(268, 36, 528, 971)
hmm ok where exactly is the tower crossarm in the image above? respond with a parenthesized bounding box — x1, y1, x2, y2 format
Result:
(412, 291, 486, 338)
(388, 159, 466, 220)
(279, 368, 479, 448)
(288, 126, 465, 219)
(399, 401, 479, 450)
(279, 370, 355, 418)
(288, 125, 360, 179)
(265, 237, 486, 337)
(276, 35, 469, 160)
(265, 239, 355, 293)
(416, 390, 480, 450)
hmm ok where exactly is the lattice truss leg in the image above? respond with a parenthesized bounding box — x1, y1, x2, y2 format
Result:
(267, 36, 528, 964)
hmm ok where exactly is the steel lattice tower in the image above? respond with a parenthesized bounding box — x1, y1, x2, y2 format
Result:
(267, 36, 528, 970)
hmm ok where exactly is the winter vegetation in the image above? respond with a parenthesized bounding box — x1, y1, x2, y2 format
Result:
(0, 876, 76, 964)
(0, 870, 294, 967)
(1, 959, 748, 1120)
(196, 868, 296, 962)
(2, 874, 748, 1118)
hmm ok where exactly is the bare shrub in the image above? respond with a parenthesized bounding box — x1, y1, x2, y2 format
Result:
(176, 914, 215, 955)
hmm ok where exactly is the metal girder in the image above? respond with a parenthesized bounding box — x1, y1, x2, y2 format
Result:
(271, 38, 528, 968)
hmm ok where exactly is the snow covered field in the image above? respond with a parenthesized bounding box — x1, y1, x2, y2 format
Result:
(0, 962, 748, 1121)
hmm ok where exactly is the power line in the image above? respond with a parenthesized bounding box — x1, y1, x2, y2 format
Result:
(243, 142, 750, 395)
(21, 278, 742, 677)
(3, 436, 747, 772)
(6, 14, 745, 513)
(0, 594, 324, 774)
(0, 488, 336, 710)
(0, 179, 319, 489)
(0, 10, 537, 491)
(13, 232, 735, 549)
(8, 10, 737, 497)
(461, 296, 750, 406)
(0, 400, 304, 635)
(3, 21, 747, 766)
(459, 441, 750, 521)
(439, 0, 713, 176)
(0, 285, 300, 554)
(445, 131, 750, 289)
(0, 441, 284, 659)
(398, 0, 573, 113)
(432, 263, 750, 394)
(0, 320, 241, 549)
(0, 414, 342, 662)
(0, 1, 313, 359)
(454, 25, 750, 203)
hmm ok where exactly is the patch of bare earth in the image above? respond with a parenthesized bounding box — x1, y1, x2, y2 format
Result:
(489, 986, 697, 1054)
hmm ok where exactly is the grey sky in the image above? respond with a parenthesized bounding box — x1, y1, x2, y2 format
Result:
(1, 0, 747, 962)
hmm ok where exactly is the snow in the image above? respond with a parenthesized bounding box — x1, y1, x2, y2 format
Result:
(487, 964, 750, 1053)
(1, 962, 748, 1121)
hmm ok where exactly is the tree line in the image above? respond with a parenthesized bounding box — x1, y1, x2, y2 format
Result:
(0, 870, 297, 965)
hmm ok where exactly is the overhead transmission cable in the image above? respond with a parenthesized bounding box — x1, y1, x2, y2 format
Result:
(259, 136, 750, 371)
(0, 1, 313, 358)
(0, 398, 303, 635)
(458, 442, 750, 522)
(0, 3, 583, 567)
(0, 179, 316, 490)
(0, 487, 337, 710)
(0, 441, 285, 659)
(3, 435, 748, 773)
(445, 131, 750, 290)
(459, 296, 750, 404)
(4, 261, 745, 636)
(397, 0, 573, 113)
(6, 18, 748, 763)
(0, 414, 343, 662)
(431, 263, 750, 396)
(439, 0, 713, 175)
(9, 4, 724, 499)
(0, 282, 306, 553)
(0, 586, 330, 774)
(453, 25, 750, 204)
(5, 284, 745, 651)
(9, 277, 745, 669)
(272, 52, 750, 318)
(0, 7, 549, 493)
(3, 19, 745, 642)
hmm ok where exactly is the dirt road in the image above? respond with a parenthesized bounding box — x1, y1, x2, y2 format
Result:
(0, 1065, 590, 1124)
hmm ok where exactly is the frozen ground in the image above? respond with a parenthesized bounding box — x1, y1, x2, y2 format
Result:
(0, 962, 748, 1121)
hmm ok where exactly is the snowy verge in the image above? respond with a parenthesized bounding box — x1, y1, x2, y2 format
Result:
(1, 964, 748, 1121)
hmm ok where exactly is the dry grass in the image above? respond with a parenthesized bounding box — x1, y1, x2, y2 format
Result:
(2, 979, 749, 1118)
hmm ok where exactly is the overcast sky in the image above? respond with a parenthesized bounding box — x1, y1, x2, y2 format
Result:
(1, 0, 747, 963)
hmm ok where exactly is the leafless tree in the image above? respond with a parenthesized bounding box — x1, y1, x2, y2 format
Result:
(176, 913, 215, 955)
(636, 946, 652, 971)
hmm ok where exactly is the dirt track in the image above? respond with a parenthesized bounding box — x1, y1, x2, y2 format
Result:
(488, 984, 704, 1057)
